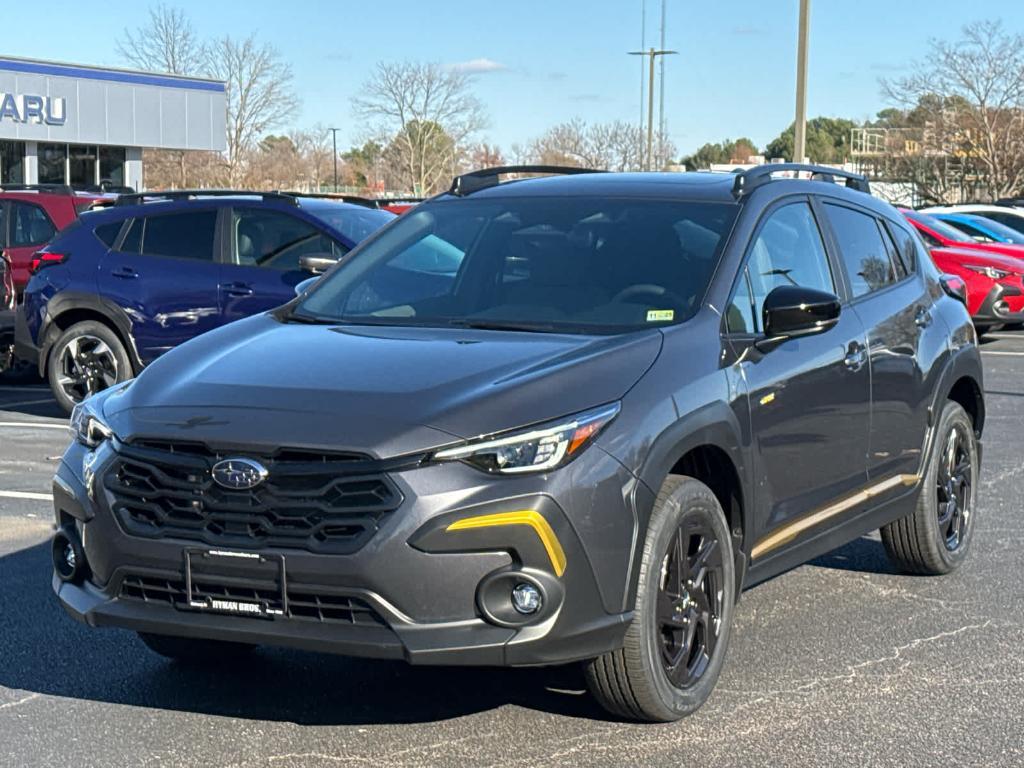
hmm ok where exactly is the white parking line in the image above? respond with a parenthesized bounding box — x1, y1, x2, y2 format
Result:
(0, 490, 52, 501)
(0, 421, 67, 430)
(980, 350, 1024, 357)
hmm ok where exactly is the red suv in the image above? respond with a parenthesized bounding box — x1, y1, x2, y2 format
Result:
(1, 249, 14, 370)
(0, 184, 109, 293)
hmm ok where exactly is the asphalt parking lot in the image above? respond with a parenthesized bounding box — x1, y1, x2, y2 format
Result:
(1, 337, 1023, 768)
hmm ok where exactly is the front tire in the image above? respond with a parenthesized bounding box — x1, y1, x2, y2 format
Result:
(585, 475, 735, 722)
(47, 321, 131, 413)
(881, 401, 978, 575)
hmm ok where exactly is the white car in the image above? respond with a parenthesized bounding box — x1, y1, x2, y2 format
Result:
(920, 203, 1024, 236)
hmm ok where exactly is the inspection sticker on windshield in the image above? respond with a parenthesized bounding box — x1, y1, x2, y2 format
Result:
(646, 309, 674, 322)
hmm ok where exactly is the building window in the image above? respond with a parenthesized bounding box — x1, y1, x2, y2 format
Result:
(99, 147, 126, 188)
(0, 140, 25, 184)
(38, 143, 67, 185)
(69, 145, 98, 189)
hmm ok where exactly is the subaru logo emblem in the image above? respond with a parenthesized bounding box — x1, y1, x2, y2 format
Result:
(211, 458, 268, 490)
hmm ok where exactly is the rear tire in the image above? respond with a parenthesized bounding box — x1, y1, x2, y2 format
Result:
(47, 321, 131, 413)
(138, 632, 256, 663)
(881, 401, 978, 575)
(585, 475, 735, 722)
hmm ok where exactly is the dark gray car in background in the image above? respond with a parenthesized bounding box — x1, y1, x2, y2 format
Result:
(51, 164, 984, 721)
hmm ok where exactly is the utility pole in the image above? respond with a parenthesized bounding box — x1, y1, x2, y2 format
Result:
(639, 0, 646, 155)
(658, 0, 667, 143)
(793, 0, 811, 164)
(629, 48, 677, 170)
(329, 127, 340, 192)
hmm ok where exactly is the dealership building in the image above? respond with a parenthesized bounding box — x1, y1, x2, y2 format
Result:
(0, 56, 226, 191)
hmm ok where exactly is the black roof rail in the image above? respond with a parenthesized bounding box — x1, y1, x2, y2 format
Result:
(0, 183, 75, 195)
(275, 191, 381, 208)
(114, 189, 299, 207)
(995, 198, 1024, 207)
(450, 165, 605, 196)
(732, 163, 871, 198)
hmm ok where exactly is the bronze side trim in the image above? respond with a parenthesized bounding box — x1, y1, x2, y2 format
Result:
(751, 473, 919, 560)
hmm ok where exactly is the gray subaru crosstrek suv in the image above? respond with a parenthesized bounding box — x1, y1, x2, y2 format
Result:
(52, 165, 983, 721)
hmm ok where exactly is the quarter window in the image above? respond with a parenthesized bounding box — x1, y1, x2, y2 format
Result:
(825, 204, 900, 298)
(10, 202, 56, 247)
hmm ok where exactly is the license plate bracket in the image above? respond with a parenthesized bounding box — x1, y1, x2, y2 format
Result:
(182, 548, 288, 619)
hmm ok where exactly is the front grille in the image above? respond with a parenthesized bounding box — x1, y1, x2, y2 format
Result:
(104, 440, 403, 554)
(118, 574, 386, 626)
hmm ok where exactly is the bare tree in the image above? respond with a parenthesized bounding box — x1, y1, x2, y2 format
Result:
(290, 125, 334, 191)
(205, 35, 298, 185)
(117, 3, 206, 188)
(883, 20, 1024, 201)
(353, 62, 486, 195)
(528, 119, 669, 171)
(117, 3, 203, 75)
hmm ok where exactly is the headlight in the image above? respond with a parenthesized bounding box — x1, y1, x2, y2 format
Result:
(433, 402, 621, 474)
(69, 402, 113, 449)
(964, 264, 1012, 280)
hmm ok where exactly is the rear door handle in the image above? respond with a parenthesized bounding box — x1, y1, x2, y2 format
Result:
(844, 343, 867, 371)
(915, 307, 933, 328)
(220, 282, 254, 297)
(111, 266, 138, 279)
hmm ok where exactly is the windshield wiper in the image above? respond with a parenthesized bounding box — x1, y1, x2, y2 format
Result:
(448, 318, 560, 333)
(279, 308, 338, 324)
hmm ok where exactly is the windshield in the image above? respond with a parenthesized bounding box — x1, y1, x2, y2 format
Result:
(956, 215, 1024, 244)
(905, 212, 973, 243)
(306, 205, 396, 243)
(294, 196, 739, 334)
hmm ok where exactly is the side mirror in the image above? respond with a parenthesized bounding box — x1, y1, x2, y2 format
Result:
(294, 276, 320, 296)
(299, 253, 338, 274)
(762, 285, 841, 339)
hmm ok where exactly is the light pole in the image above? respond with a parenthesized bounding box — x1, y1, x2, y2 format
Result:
(628, 48, 677, 170)
(329, 127, 340, 192)
(793, 0, 811, 163)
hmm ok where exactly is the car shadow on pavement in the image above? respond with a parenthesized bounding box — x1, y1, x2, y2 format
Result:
(0, 542, 611, 725)
(809, 534, 900, 575)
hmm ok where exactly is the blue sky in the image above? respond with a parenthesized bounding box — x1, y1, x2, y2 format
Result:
(4, 0, 1021, 156)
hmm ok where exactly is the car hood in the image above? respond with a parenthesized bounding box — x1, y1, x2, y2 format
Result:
(105, 313, 663, 457)
(930, 247, 1024, 272)
(945, 241, 1024, 259)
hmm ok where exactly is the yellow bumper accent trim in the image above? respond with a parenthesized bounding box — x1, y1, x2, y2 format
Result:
(446, 511, 567, 577)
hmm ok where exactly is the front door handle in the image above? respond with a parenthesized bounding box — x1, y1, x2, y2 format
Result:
(220, 282, 254, 298)
(111, 266, 138, 279)
(844, 343, 867, 371)
(915, 307, 933, 328)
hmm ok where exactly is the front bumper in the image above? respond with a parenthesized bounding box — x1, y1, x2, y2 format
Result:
(51, 437, 643, 667)
(973, 282, 1024, 326)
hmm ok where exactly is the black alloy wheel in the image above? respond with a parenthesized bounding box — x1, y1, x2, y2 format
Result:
(936, 422, 973, 552)
(657, 515, 725, 688)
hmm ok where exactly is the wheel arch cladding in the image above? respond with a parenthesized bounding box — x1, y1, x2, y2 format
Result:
(631, 409, 750, 607)
(948, 375, 984, 436)
(42, 305, 138, 376)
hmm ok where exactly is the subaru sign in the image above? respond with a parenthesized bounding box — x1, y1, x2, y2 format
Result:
(0, 93, 66, 126)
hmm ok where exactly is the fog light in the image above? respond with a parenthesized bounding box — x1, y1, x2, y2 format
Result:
(64, 543, 76, 570)
(511, 582, 542, 614)
(52, 526, 87, 583)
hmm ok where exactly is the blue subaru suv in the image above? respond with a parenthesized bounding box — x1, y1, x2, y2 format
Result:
(15, 191, 394, 411)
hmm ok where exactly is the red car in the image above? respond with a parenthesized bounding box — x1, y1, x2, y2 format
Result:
(928, 245, 1024, 331)
(904, 209, 1024, 259)
(0, 184, 109, 293)
(1, 249, 14, 370)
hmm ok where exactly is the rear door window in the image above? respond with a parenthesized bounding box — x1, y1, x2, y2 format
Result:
(94, 221, 124, 248)
(824, 203, 901, 298)
(140, 210, 218, 261)
(10, 202, 56, 247)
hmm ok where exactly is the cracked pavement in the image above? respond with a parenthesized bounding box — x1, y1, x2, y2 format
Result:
(1, 333, 1024, 767)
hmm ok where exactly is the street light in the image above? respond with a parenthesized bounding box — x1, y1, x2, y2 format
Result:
(329, 127, 340, 192)
(793, 0, 811, 163)
(628, 48, 677, 170)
